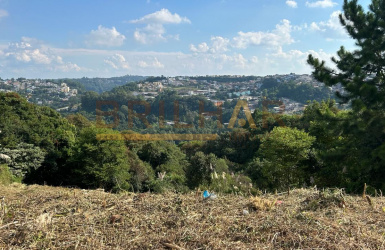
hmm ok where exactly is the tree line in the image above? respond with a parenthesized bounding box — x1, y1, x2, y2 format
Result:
(1, 0, 384, 194)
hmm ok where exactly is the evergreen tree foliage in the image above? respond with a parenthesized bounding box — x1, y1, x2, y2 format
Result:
(308, 0, 385, 190)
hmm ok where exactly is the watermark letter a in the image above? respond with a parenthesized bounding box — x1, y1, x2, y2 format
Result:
(228, 100, 257, 129)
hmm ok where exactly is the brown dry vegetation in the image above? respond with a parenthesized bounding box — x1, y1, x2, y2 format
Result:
(1, 184, 385, 249)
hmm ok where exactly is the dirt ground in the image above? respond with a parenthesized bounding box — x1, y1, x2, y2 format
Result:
(1, 183, 385, 249)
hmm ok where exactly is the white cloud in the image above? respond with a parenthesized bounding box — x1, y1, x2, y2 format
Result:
(292, 23, 308, 31)
(0, 35, 336, 78)
(138, 61, 148, 68)
(55, 61, 81, 72)
(233, 54, 247, 68)
(190, 36, 230, 54)
(152, 58, 164, 68)
(269, 46, 335, 73)
(0, 9, 8, 20)
(0, 37, 82, 76)
(130, 9, 190, 44)
(306, 0, 337, 8)
(0, 45, 334, 78)
(210, 36, 230, 53)
(232, 19, 294, 49)
(310, 22, 322, 31)
(130, 8, 190, 25)
(251, 56, 259, 64)
(104, 54, 130, 70)
(190, 42, 209, 53)
(133, 23, 167, 44)
(309, 11, 348, 40)
(286, 1, 298, 8)
(86, 25, 126, 47)
(190, 19, 294, 57)
(137, 57, 164, 68)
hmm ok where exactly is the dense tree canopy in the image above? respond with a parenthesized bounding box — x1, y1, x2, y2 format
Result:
(257, 127, 315, 190)
(308, 0, 385, 191)
(0, 92, 76, 180)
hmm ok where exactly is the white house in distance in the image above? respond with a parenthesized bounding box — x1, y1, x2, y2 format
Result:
(61, 83, 70, 93)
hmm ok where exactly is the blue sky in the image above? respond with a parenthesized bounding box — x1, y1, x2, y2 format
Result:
(0, 0, 371, 78)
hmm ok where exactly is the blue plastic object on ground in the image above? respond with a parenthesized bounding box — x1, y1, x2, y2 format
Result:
(203, 190, 210, 198)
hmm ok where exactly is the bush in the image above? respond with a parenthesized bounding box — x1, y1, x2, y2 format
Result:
(201, 172, 256, 195)
(0, 164, 20, 185)
(148, 179, 170, 193)
(148, 174, 189, 194)
(1, 143, 46, 178)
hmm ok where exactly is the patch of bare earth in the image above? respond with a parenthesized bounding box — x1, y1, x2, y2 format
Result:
(1, 184, 385, 249)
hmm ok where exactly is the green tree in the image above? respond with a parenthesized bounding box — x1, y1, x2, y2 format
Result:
(307, 0, 385, 190)
(203, 129, 258, 164)
(66, 114, 93, 130)
(0, 143, 46, 177)
(127, 150, 154, 192)
(0, 92, 76, 184)
(258, 127, 315, 190)
(186, 152, 228, 188)
(136, 141, 189, 191)
(137, 141, 187, 172)
(179, 141, 205, 159)
(300, 101, 352, 187)
(80, 91, 99, 112)
(67, 127, 131, 191)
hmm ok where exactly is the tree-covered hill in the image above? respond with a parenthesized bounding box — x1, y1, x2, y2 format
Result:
(0, 92, 76, 178)
(63, 75, 147, 93)
(260, 78, 334, 104)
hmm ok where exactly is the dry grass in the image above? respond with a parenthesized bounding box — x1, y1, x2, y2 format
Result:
(248, 196, 277, 211)
(1, 184, 385, 249)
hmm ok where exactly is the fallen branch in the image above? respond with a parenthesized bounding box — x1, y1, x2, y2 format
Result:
(162, 242, 185, 250)
(0, 221, 19, 229)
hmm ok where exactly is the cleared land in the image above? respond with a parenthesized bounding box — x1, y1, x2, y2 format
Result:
(1, 184, 385, 249)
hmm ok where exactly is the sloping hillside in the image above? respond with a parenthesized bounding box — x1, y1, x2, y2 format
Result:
(69, 75, 146, 93)
(1, 184, 385, 249)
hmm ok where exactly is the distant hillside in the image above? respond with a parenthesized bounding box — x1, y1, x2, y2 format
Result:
(193, 75, 260, 82)
(65, 75, 147, 93)
(260, 78, 334, 104)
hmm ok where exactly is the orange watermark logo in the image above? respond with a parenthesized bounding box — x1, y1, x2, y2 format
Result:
(96, 99, 285, 141)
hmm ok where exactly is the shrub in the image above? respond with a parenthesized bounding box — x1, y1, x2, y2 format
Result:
(1, 143, 46, 178)
(0, 164, 20, 185)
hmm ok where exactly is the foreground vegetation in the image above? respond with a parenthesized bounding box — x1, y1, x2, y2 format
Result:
(1, 0, 385, 196)
(1, 184, 385, 249)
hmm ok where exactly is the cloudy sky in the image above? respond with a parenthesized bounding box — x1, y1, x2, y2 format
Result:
(0, 0, 370, 78)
